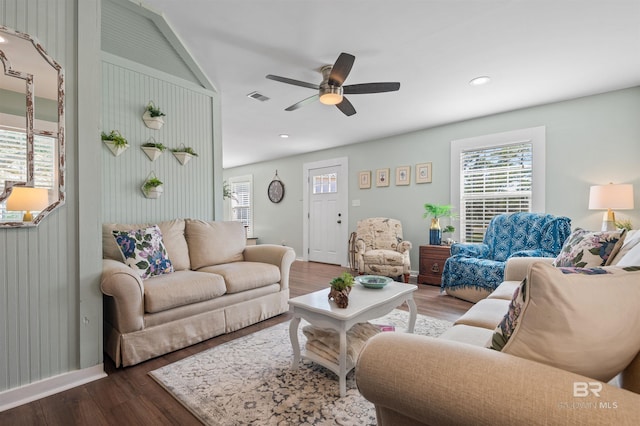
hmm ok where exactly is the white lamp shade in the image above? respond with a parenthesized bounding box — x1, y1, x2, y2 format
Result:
(6, 187, 49, 212)
(588, 184, 634, 210)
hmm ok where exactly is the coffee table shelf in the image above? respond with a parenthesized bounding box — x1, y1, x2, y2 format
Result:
(288, 281, 417, 397)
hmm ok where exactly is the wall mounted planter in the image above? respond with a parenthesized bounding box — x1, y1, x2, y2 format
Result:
(104, 140, 129, 157)
(172, 151, 193, 165)
(171, 144, 198, 165)
(142, 101, 166, 130)
(142, 171, 164, 199)
(141, 137, 166, 161)
(142, 110, 165, 130)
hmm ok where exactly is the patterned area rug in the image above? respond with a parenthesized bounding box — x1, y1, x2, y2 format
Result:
(149, 309, 452, 426)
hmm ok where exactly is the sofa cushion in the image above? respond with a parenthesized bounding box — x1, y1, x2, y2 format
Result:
(362, 249, 405, 266)
(103, 219, 190, 271)
(454, 298, 510, 330)
(112, 225, 174, 279)
(439, 324, 495, 347)
(552, 228, 626, 268)
(491, 262, 640, 382)
(144, 270, 227, 313)
(198, 262, 281, 294)
(186, 220, 246, 269)
(486, 280, 520, 300)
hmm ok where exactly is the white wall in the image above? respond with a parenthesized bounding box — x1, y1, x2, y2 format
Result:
(224, 87, 640, 270)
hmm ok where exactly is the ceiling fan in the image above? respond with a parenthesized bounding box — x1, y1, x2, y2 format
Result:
(266, 52, 400, 117)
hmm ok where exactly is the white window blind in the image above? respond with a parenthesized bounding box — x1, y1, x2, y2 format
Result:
(0, 128, 55, 220)
(460, 142, 533, 242)
(229, 176, 253, 237)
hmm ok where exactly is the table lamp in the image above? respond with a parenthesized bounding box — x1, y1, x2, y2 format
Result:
(588, 183, 634, 231)
(5, 186, 49, 221)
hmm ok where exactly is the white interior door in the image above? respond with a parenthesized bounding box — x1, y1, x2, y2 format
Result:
(302, 157, 349, 266)
(308, 165, 341, 264)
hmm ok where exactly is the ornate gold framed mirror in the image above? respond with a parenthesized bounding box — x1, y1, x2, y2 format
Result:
(0, 25, 65, 228)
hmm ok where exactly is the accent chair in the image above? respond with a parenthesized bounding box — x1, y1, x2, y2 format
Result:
(441, 212, 571, 302)
(354, 217, 412, 283)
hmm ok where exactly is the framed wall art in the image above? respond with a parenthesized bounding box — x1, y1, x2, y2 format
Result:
(376, 168, 390, 187)
(395, 166, 411, 186)
(359, 170, 371, 189)
(416, 162, 432, 183)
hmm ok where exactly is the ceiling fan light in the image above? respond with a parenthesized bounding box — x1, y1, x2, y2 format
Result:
(319, 92, 343, 105)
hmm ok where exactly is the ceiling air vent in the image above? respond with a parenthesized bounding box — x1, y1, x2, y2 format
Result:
(247, 91, 270, 102)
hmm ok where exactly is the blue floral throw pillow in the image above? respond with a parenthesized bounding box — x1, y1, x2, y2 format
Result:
(112, 225, 174, 279)
(552, 228, 626, 268)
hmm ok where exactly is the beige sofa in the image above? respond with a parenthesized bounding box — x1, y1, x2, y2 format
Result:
(357, 251, 640, 425)
(101, 219, 295, 367)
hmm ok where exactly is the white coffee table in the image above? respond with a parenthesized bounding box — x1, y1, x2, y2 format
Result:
(288, 281, 418, 397)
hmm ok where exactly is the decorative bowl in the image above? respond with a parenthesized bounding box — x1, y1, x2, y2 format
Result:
(355, 275, 392, 289)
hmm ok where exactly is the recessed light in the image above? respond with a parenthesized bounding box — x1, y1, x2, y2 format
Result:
(0, 36, 6, 44)
(469, 76, 491, 86)
(279, 134, 289, 139)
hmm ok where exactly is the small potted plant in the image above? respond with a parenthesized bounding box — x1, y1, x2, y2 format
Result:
(423, 203, 457, 246)
(101, 130, 129, 156)
(171, 145, 199, 165)
(141, 138, 167, 161)
(142, 176, 164, 199)
(142, 101, 166, 130)
(328, 272, 354, 308)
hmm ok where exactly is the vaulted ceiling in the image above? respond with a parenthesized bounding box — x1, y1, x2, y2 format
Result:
(142, 0, 640, 168)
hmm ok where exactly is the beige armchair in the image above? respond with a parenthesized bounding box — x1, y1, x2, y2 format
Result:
(354, 217, 411, 283)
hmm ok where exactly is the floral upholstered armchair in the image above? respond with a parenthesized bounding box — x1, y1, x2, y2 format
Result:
(354, 217, 412, 283)
(441, 212, 571, 303)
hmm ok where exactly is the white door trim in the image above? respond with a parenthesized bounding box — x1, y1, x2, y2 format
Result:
(302, 157, 349, 266)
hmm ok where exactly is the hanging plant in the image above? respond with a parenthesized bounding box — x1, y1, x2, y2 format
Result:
(142, 174, 164, 199)
(171, 145, 198, 165)
(102, 130, 129, 156)
(141, 137, 166, 161)
(142, 101, 165, 130)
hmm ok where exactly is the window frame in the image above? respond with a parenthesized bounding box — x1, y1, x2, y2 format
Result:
(227, 174, 253, 238)
(450, 126, 546, 243)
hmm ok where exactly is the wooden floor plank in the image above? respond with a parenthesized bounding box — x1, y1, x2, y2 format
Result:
(0, 261, 472, 424)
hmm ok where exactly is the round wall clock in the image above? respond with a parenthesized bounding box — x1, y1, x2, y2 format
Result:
(268, 172, 285, 203)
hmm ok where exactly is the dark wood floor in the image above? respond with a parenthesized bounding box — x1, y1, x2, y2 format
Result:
(0, 261, 471, 425)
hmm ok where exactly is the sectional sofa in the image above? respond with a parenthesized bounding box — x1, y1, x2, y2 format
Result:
(357, 229, 640, 425)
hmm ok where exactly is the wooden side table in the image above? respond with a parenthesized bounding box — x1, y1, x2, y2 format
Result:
(418, 245, 451, 286)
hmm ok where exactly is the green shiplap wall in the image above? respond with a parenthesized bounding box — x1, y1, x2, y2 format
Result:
(0, 0, 90, 392)
(101, 57, 215, 223)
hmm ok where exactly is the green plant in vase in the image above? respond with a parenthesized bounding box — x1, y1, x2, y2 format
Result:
(423, 203, 457, 246)
(329, 272, 354, 308)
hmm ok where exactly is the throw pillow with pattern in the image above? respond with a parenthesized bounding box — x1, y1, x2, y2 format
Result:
(113, 225, 174, 279)
(552, 228, 626, 268)
(488, 279, 527, 351)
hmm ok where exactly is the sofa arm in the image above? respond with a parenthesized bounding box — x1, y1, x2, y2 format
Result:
(100, 259, 145, 334)
(503, 256, 554, 281)
(243, 244, 296, 290)
(356, 333, 640, 426)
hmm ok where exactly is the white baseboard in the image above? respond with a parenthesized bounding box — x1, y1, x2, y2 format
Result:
(0, 364, 106, 412)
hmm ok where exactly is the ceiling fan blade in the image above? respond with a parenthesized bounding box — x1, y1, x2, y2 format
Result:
(266, 74, 319, 90)
(343, 82, 401, 94)
(285, 94, 319, 111)
(336, 96, 356, 116)
(328, 53, 355, 86)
